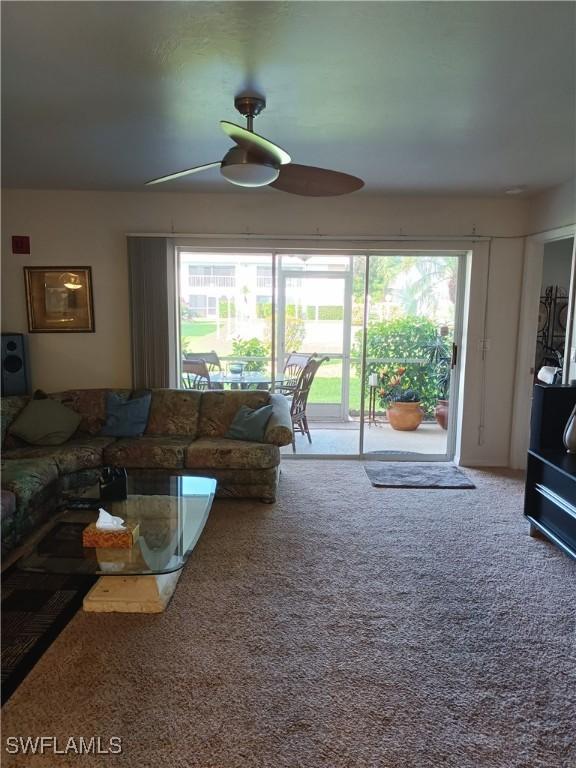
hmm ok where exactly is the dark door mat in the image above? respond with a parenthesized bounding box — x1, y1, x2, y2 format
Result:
(1, 568, 96, 705)
(364, 462, 476, 489)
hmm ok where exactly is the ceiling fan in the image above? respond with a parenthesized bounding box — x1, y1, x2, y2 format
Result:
(145, 94, 364, 196)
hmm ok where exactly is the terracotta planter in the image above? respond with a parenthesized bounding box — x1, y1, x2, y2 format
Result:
(435, 399, 449, 430)
(386, 401, 423, 431)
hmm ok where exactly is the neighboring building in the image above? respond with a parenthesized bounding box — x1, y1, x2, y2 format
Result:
(180, 253, 345, 322)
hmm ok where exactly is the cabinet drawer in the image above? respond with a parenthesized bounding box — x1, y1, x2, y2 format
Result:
(528, 457, 576, 507)
(529, 485, 576, 553)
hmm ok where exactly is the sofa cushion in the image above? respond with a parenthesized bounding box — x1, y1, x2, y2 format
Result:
(185, 438, 279, 470)
(1, 395, 31, 448)
(104, 436, 191, 469)
(8, 398, 82, 446)
(2, 436, 116, 474)
(1, 457, 59, 506)
(1, 460, 61, 555)
(1, 489, 17, 523)
(101, 390, 152, 437)
(225, 404, 274, 442)
(198, 391, 270, 438)
(50, 389, 132, 434)
(146, 390, 202, 437)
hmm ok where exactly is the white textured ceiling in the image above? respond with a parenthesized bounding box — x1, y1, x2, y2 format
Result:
(1, 1, 575, 195)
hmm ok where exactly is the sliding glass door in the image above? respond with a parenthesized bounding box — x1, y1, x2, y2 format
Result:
(176, 248, 464, 460)
(361, 254, 462, 458)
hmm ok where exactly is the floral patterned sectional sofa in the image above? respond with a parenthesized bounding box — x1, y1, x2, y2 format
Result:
(1, 388, 293, 556)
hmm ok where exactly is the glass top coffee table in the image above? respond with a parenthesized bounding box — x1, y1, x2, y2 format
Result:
(18, 472, 217, 613)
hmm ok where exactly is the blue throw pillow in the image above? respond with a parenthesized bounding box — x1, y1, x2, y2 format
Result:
(100, 391, 152, 438)
(225, 404, 274, 442)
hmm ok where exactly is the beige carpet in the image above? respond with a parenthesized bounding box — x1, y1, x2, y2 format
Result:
(2, 462, 575, 768)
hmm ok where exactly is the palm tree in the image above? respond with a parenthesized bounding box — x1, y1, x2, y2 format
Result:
(389, 257, 457, 318)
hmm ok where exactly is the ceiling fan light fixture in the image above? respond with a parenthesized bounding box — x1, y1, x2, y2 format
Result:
(220, 147, 279, 188)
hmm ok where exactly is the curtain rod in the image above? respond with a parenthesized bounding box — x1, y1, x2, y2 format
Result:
(126, 232, 493, 242)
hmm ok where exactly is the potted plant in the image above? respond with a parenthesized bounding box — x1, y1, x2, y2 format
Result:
(377, 366, 423, 431)
(425, 331, 452, 430)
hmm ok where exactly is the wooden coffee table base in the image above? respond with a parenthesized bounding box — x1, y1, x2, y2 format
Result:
(83, 569, 182, 613)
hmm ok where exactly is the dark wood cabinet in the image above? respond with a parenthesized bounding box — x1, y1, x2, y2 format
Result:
(524, 384, 576, 560)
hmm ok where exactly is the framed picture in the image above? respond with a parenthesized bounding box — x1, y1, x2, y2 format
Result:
(23, 266, 95, 332)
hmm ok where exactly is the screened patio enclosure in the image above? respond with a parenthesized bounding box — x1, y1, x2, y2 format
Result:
(177, 249, 464, 459)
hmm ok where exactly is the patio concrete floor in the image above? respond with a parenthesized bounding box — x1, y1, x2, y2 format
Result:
(281, 420, 448, 456)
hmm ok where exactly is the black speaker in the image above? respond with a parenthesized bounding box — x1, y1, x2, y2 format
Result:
(1, 333, 30, 396)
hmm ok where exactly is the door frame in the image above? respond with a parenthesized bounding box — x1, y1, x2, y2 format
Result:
(445, 253, 467, 460)
(510, 225, 576, 469)
(277, 265, 353, 421)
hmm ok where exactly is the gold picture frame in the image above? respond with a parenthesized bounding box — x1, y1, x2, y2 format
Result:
(24, 266, 95, 333)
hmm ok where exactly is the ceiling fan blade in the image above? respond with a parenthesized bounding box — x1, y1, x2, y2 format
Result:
(145, 162, 221, 186)
(270, 164, 364, 196)
(220, 121, 291, 166)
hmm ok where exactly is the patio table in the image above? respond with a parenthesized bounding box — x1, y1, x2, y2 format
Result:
(208, 372, 286, 390)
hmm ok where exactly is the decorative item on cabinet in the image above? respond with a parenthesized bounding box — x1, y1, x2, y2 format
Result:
(563, 404, 576, 453)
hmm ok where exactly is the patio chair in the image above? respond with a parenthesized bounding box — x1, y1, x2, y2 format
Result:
(184, 351, 223, 388)
(290, 356, 329, 452)
(279, 351, 317, 394)
(184, 350, 222, 372)
(182, 359, 211, 390)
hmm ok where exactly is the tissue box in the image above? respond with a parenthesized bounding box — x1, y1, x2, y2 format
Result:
(82, 521, 139, 549)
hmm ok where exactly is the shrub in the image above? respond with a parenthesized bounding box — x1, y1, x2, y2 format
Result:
(351, 303, 365, 325)
(318, 306, 344, 321)
(256, 302, 272, 320)
(219, 298, 236, 319)
(424, 333, 452, 401)
(285, 317, 306, 352)
(231, 337, 271, 372)
(180, 299, 196, 322)
(286, 304, 304, 319)
(352, 316, 440, 416)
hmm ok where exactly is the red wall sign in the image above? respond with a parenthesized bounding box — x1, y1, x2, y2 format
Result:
(12, 236, 30, 254)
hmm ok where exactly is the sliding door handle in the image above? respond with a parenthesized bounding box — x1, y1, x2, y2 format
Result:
(451, 343, 458, 369)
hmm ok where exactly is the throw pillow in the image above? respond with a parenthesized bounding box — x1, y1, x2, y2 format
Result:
(225, 404, 274, 442)
(100, 390, 152, 438)
(8, 398, 82, 446)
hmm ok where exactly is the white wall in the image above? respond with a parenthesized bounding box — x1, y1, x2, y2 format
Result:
(527, 178, 576, 233)
(454, 239, 525, 466)
(542, 237, 574, 290)
(2, 188, 529, 466)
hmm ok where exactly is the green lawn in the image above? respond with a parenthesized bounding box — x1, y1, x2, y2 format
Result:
(178, 339, 363, 410)
(309, 375, 362, 409)
(181, 321, 217, 339)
